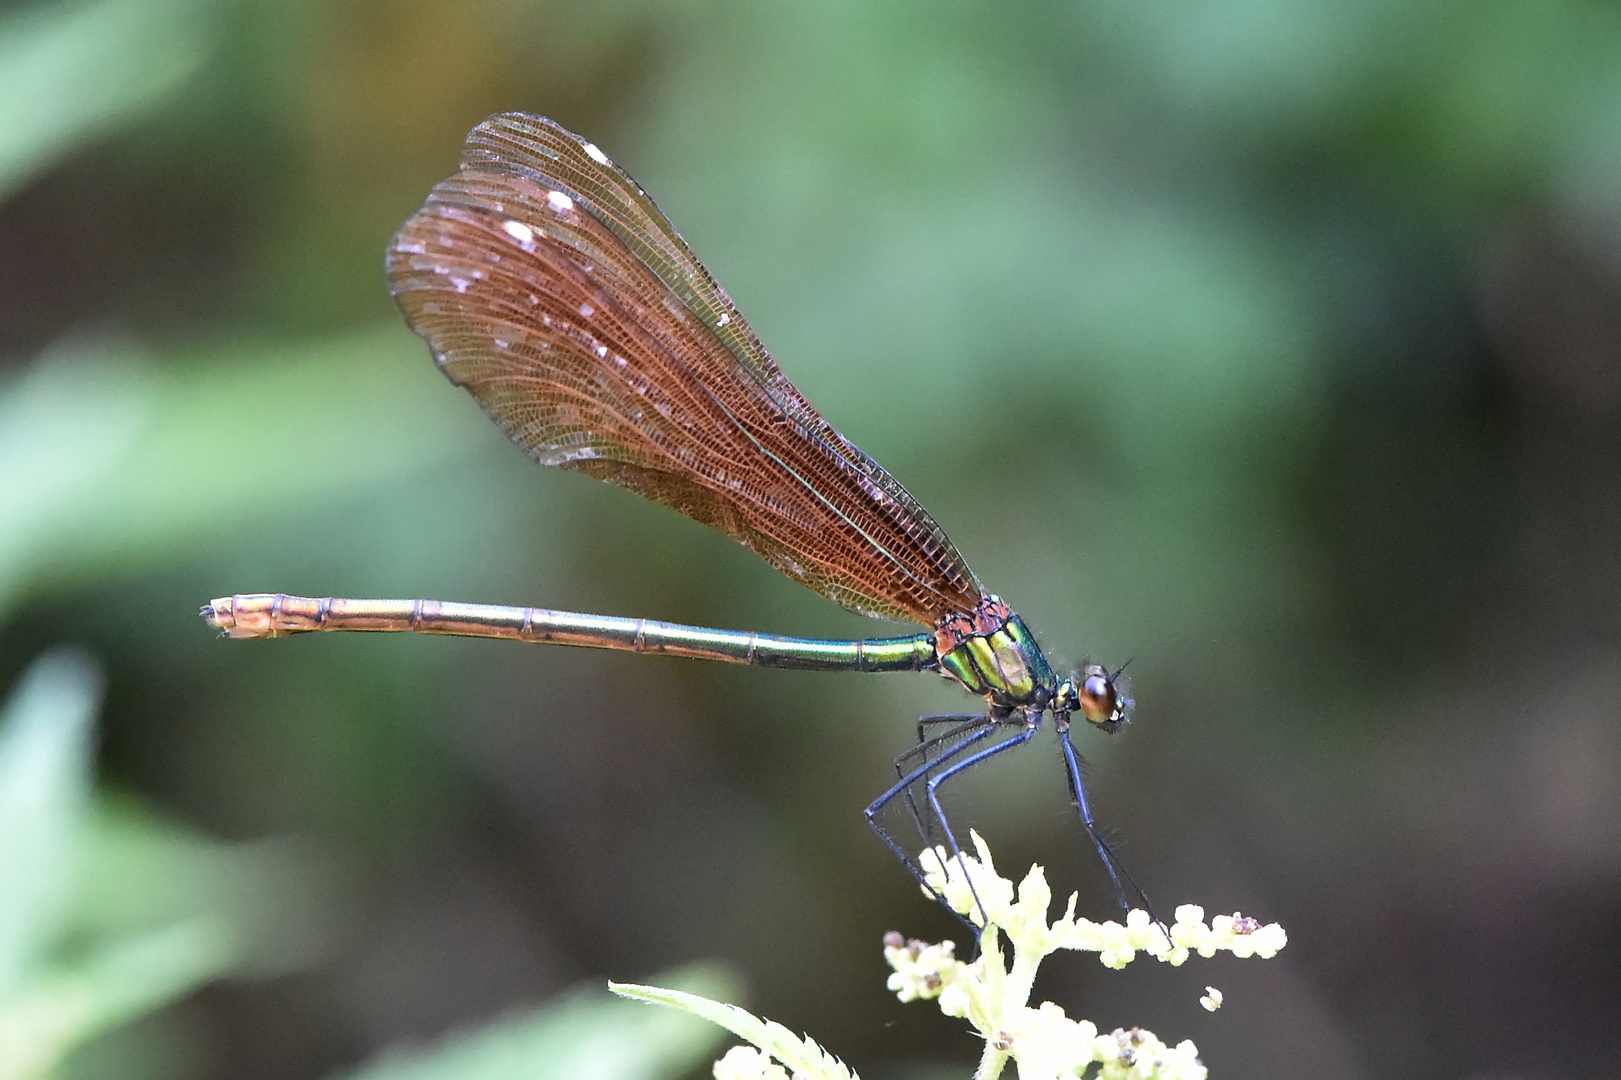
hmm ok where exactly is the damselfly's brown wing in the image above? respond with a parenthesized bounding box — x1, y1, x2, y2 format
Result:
(386, 113, 980, 625)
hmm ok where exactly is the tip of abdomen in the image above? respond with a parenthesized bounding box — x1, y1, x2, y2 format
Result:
(200, 596, 258, 637)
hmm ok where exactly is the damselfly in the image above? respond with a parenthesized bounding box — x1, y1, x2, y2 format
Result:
(203, 114, 1155, 927)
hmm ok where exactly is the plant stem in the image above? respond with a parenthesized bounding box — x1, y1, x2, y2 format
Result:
(974, 1045, 1009, 1080)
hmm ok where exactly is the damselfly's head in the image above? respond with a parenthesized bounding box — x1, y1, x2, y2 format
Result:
(1056, 663, 1132, 733)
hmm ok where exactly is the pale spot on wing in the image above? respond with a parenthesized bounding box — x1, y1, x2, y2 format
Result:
(579, 303, 595, 317)
(501, 219, 534, 245)
(547, 190, 575, 213)
(583, 142, 610, 165)
(717, 312, 731, 327)
(538, 445, 599, 466)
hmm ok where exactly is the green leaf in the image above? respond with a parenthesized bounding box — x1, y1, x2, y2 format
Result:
(609, 980, 857, 1080)
(0, 917, 237, 1080)
(0, 649, 102, 993)
(0, 0, 217, 200)
(333, 962, 741, 1080)
(75, 797, 340, 979)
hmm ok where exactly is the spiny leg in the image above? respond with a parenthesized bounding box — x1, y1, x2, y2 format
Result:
(866, 717, 1007, 929)
(1056, 722, 1167, 939)
(875, 715, 1009, 856)
(909, 713, 991, 751)
(894, 714, 989, 843)
(917, 719, 1041, 930)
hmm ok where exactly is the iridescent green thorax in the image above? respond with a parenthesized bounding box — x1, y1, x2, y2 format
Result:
(933, 595, 1058, 709)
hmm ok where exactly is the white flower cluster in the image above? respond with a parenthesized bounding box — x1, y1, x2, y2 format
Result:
(1004, 1008, 1208, 1080)
(1171, 909, 1289, 961)
(916, 836, 1287, 970)
(882, 933, 958, 1004)
(883, 933, 1206, 1080)
(883, 832, 1289, 1080)
(645, 832, 1289, 1080)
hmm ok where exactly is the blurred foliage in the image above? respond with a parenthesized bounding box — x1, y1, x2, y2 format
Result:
(0, 0, 215, 199)
(330, 964, 736, 1080)
(0, 0, 1618, 1078)
(0, 325, 470, 615)
(0, 650, 331, 1079)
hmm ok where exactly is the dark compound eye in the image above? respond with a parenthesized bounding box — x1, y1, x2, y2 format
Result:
(1079, 670, 1118, 725)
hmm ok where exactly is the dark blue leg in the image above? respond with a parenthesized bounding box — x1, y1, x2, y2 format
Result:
(866, 717, 1009, 927)
(917, 718, 1041, 927)
(894, 715, 987, 840)
(1057, 722, 1166, 937)
(896, 715, 992, 783)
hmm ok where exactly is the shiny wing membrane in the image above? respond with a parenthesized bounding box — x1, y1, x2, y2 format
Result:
(386, 113, 980, 625)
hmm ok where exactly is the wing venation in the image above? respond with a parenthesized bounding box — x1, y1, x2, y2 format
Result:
(385, 114, 982, 625)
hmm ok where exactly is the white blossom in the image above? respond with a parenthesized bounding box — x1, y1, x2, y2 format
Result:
(885, 832, 1288, 1079)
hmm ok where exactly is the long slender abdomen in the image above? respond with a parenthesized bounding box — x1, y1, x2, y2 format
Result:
(202, 594, 936, 673)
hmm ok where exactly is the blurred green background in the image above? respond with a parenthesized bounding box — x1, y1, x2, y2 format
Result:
(2, 0, 1620, 1077)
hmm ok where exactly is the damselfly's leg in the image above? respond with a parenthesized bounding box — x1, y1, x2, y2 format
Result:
(1056, 721, 1167, 940)
(893, 714, 987, 843)
(909, 713, 989, 752)
(914, 717, 1041, 929)
(866, 715, 1014, 929)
